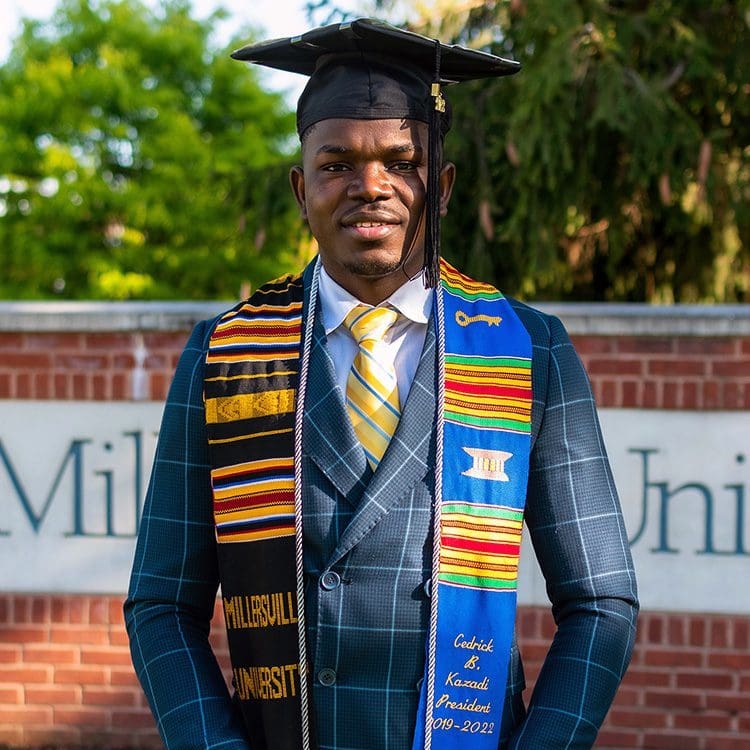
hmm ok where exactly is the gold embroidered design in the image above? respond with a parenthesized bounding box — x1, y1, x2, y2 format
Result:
(205, 390, 296, 424)
(461, 447, 513, 482)
(455, 311, 502, 328)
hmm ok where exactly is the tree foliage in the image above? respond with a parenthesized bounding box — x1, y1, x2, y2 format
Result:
(3, 0, 748, 302)
(313, 0, 750, 302)
(0, 0, 304, 300)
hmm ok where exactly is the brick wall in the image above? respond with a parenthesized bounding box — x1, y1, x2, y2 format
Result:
(1, 302, 749, 748)
(0, 332, 186, 402)
(521, 609, 750, 750)
(575, 335, 750, 410)
(0, 596, 235, 748)
(0, 595, 235, 748)
(2, 307, 748, 408)
(2, 599, 749, 749)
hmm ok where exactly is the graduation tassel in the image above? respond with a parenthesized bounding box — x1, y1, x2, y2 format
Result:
(424, 39, 445, 289)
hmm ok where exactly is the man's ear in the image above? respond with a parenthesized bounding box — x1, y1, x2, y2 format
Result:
(439, 161, 456, 217)
(289, 166, 307, 220)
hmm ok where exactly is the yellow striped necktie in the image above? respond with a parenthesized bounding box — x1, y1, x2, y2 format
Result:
(344, 304, 402, 470)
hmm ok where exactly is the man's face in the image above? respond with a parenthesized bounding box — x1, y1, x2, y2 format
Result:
(290, 118, 455, 304)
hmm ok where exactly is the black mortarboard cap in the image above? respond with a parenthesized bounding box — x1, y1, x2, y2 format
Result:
(231, 19, 521, 287)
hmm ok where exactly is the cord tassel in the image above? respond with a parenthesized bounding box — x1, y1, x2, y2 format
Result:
(424, 39, 443, 289)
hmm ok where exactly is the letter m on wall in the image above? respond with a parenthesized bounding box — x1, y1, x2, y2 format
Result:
(0, 439, 90, 533)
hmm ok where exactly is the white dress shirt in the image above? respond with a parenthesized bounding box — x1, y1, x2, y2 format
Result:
(317, 265, 433, 404)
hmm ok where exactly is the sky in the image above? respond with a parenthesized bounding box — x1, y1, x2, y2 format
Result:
(0, 0, 366, 102)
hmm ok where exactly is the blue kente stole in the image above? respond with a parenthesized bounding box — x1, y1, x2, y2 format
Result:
(203, 258, 532, 750)
(413, 261, 532, 749)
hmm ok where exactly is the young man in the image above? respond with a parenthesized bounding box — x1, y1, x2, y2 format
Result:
(125, 19, 638, 750)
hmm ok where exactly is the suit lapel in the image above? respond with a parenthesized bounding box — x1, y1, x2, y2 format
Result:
(330, 321, 436, 563)
(302, 300, 371, 502)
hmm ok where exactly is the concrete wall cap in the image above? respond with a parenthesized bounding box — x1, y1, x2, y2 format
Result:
(0, 301, 749, 336)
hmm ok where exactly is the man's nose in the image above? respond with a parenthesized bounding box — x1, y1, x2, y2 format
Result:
(348, 163, 393, 201)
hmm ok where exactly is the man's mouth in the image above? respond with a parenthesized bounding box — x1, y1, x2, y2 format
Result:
(342, 214, 400, 240)
(346, 222, 397, 240)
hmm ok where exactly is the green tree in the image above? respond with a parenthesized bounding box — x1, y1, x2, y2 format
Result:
(311, 0, 750, 302)
(0, 0, 304, 300)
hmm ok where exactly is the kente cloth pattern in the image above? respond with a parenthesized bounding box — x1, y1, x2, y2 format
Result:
(438, 502, 524, 590)
(204, 273, 304, 750)
(203, 259, 532, 750)
(344, 304, 401, 469)
(444, 355, 532, 433)
(411, 260, 532, 750)
(205, 287, 303, 545)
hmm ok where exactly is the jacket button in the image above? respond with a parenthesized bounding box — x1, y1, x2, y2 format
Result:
(320, 571, 341, 591)
(423, 578, 432, 598)
(317, 668, 337, 686)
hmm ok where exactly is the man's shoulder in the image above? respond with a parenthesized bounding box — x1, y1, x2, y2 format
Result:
(505, 296, 565, 350)
(443, 262, 561, 346)
(204, 269, 308, 327)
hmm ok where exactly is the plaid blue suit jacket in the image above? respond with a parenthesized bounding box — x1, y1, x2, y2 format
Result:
(125, 271, 638, 749)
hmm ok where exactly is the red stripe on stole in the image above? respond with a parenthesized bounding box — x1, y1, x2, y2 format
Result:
(213, 323, 301, 339)
(445, 380, 531, 400)
(214, 490, 294, 512)
(441, 535, 521, 556)
(442, 265, 490, 290)
(444, 398, 528, 416)
(440, 555, 517, 572)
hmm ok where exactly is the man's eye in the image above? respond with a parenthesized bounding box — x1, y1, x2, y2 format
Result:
(321, 163, 350, 172)
(390, 161, 418, 171)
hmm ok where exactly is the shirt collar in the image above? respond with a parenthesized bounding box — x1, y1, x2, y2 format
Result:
(318, 264, 433, 335)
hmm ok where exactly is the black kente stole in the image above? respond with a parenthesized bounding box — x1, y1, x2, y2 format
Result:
(204, 272, 304, 750)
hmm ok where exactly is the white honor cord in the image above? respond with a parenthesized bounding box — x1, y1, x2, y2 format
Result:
(293, 257, 321, 750)
(424, 284, 446, 750)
